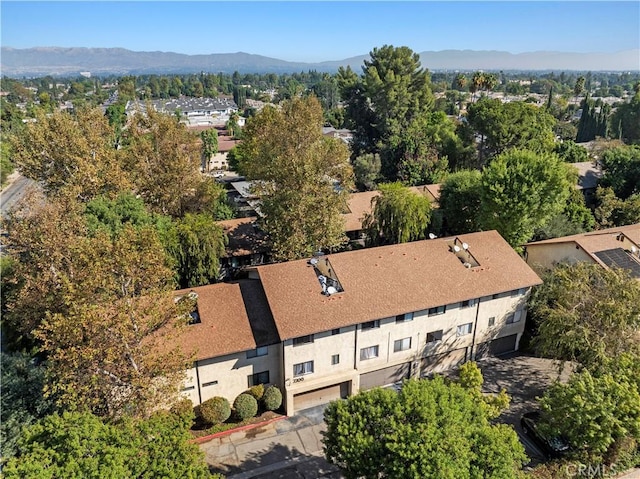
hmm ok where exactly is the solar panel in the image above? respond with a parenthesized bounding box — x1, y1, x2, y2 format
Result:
(594, 248, 640, 278)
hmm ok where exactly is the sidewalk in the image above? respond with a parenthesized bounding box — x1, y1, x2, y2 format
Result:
(198, 405, 342, 479)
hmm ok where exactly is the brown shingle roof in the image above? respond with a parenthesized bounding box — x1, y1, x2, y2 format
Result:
(217, 216, 268, 257)
(257, 230, 542, 340)
(524, 224, 640, 249)
(174, 283, 259, 360)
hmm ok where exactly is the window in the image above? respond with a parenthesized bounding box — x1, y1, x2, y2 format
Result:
(202, 380, 218, 387)
(426, 330, 443, 343)
(293, 361, 314, 376)
(331, 354, 340, 365)
(488, 317, 496, 327)
(396, 313, 413, 323)
(246, 346, 268, 359)
(293, 334, 314, 346)
(428, 305, 446, 316)
(331, 328, 340, 335)
(394, 337, 412, 352)
(360, 345, 379, 360)
(181, 385, 195, 392)
(248, 371, 270, 387)
(457, 323, 473, 336)
(361, 320, 380, 330)
(462, 299, 477, 308)
(506, 311, 522, 324)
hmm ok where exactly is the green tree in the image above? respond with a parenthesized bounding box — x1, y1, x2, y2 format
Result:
(3, 411, 210, 478)
(573, 76, 585, 102)
(594, 186, 640, 228)
(323, 376, 527, 479)
(438, 170, 483, 235)
(352, 153, 381, 191)
(119, 107, 202, 217)
(466, 99, 556, 163)
(363, 182, 432, 246)
(200, 128, 219, 171)
(170, 212, 227, 288)
(480, 149, 572, 247)
(0, 352, 57, 463)
(10, 107, 129, 201)
(235, 96, 353, 260)
(529, 262, 640, 372)
(553, 140, 589, 163)
(610, 89, 640, 144)
(539, 365, 640, 462)
(0, 138, 14, 186)
(339, 45, 435, 178)
(599, 144, 640, 199)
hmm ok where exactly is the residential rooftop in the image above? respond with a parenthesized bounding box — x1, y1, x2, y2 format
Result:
(257, 230, 542, 340)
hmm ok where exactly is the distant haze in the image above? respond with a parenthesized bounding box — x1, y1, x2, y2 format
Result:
(1, 47, 639, 77)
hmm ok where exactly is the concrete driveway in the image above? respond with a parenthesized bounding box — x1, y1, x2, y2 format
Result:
(200, 353, 573, 478)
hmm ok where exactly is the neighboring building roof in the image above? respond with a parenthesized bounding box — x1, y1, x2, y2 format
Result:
(229, 181, 255, 199)
(218, 138, 239, 152)
(525, 224, 640, 276)
(570, 161, 603, 190)
(343, 185, 442, 233)
(217, 216, 269, 257)
(257, 230, 542, 340)
(174, 283, 258, 360)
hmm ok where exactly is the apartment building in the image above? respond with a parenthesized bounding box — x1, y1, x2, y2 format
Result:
(175, 230, 542, 415)
(524, 223, 640, 278)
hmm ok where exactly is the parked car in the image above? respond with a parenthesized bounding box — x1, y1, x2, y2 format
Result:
(520, 411, 570, 458)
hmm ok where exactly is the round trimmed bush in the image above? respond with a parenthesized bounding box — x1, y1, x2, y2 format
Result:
(246, 384, 264, 400)
(170, 398, 195, 423)
(262, 385, 283, 411)
(233, 393, 258, 420)
(197, 396, 231, 426)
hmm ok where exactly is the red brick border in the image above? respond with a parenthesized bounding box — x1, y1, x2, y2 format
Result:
(190, 415, 287, 444)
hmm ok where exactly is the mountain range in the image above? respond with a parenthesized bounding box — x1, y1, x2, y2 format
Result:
(1, 47, 639, 77)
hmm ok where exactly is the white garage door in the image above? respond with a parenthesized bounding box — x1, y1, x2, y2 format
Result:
(421, 348, 467, 375)
(293, 382, 349, 412)
(360, 362, 411, 391)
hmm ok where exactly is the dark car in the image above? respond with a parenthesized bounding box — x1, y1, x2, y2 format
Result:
(520, 411, 570, 459)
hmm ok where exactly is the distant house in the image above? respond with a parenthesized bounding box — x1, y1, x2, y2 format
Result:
(524, 223, 640, 279)
(570, 161, 603, 206)
(125, 96, 239, 127)
(175, 230, 541, 415)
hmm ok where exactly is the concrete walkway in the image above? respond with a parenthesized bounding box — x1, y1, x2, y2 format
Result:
(199, 405, 342, 479)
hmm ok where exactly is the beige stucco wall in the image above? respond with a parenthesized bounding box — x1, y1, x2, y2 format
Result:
(525, 243, 595, 274)
(182, 288, 533, 414)
(181, 343, 281, 406)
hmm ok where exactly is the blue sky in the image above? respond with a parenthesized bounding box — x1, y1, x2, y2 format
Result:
(1, 1, 639, 62)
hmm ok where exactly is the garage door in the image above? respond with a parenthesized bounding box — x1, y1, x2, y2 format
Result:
(489, 334, 517, 356)
(360, 362, 410, 390)
(294, 382, 349, 412)
(421, 348, 467, 375)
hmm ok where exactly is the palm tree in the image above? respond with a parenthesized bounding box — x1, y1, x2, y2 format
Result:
(471, 71, 484, 102)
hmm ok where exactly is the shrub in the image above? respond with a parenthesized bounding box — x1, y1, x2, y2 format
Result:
(233, 393, 258, 420)
(262, 385, 283, 411)
(246, 384, 264, 401)
(197, 396, 231, 426)
(170, 398, 195, 426)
